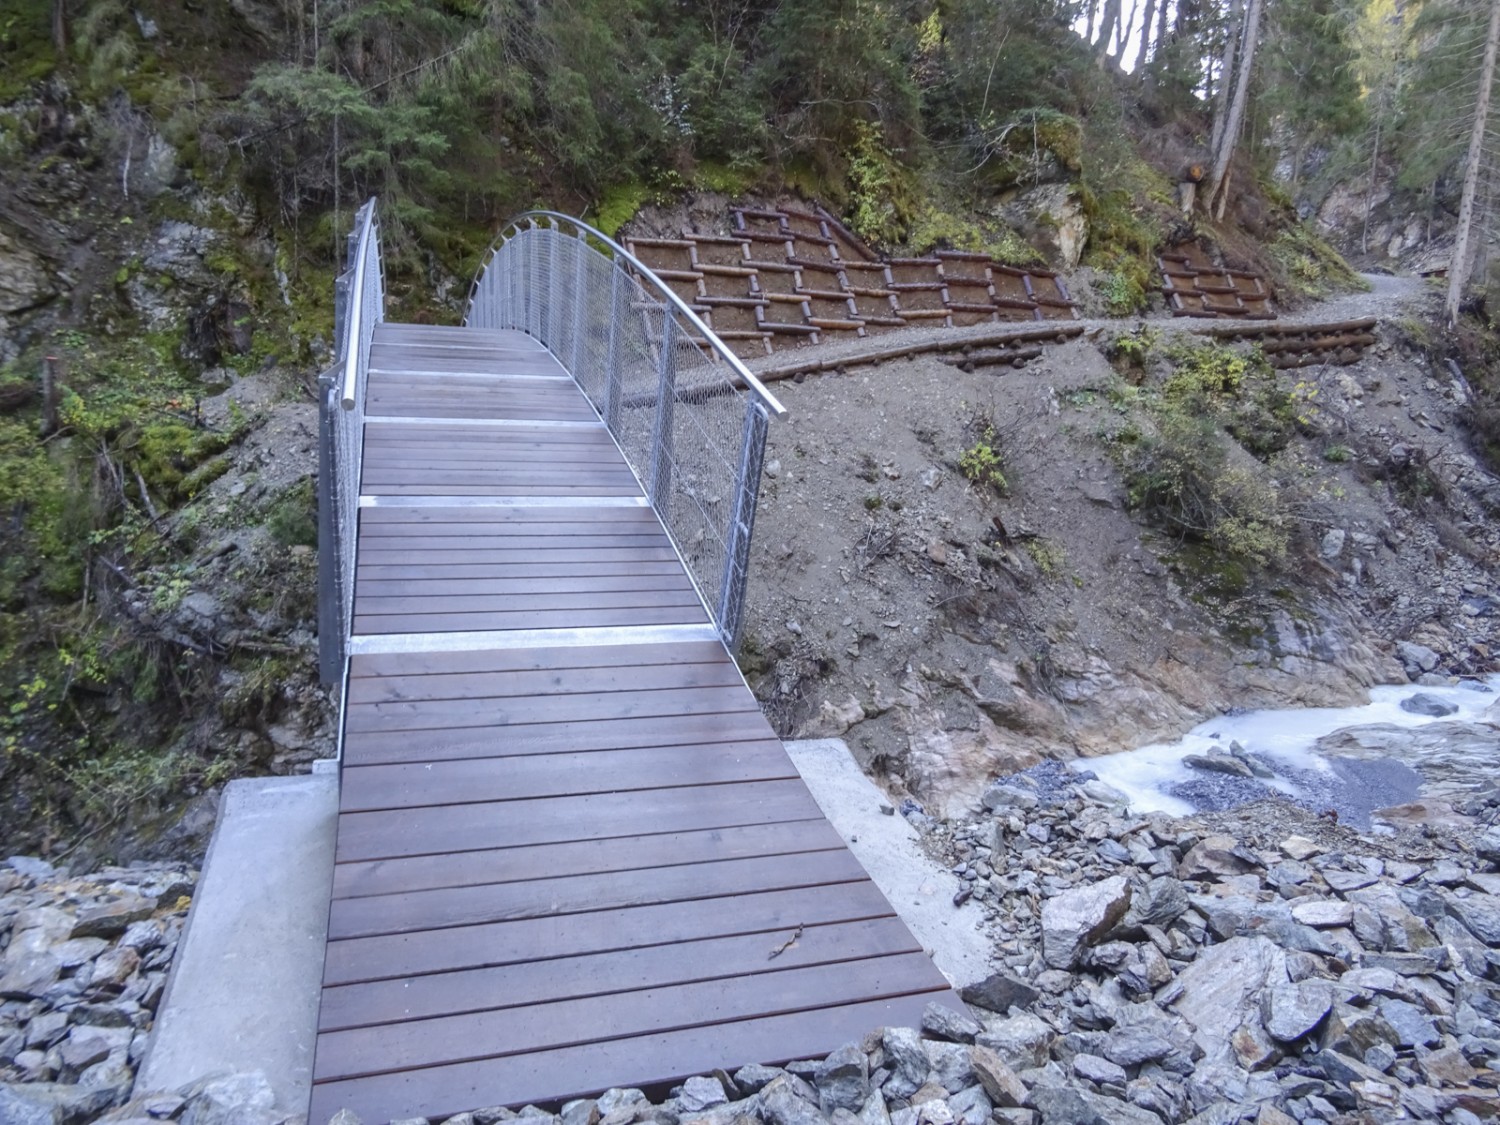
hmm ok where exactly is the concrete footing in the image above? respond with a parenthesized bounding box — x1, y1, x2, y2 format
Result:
(135, 775, 338, 1113)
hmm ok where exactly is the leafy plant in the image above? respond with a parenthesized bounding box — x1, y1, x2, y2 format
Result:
(959, 433, 1008, 494)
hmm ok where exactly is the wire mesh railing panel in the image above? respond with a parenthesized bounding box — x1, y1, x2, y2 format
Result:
(318, 198, 384, 685)
(464, 212, 785, 647)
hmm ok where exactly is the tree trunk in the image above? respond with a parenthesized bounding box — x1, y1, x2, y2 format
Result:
(1135, 0, 1158, 72)
(1208, 0, 1243, 160)
(1119, 0, 1142, 62)
(1206, 0, 1264, 219)
(1094, 0, 1122, 56)
(1446, 0, 1500, 325)
(1362, 116, 1381, 256)
(51, 0, 66, 55)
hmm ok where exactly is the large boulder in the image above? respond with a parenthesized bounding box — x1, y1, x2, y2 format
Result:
(1041, 876, 1132, 969)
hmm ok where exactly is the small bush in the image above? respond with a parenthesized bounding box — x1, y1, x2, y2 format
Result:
(959, 438, 1007, 493)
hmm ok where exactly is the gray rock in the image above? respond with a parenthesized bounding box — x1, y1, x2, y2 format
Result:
(969, 1046, 1027, 1108)
(0, 1085, 62, 1125)
(178, 1071, 278, 1125)
(57, 1033, 111, 1073)
(1041, 876, 1132, 969)
(1116, 877, 1189, 935)
(813, 1045, 867, 1113)
(1260, 981, 1333, 1042)
(1322, 869, 1378, 893)
(1444, 891, 1500, 945)
(1376, 997, 1438, 1048)
(1319, 528, 1346, 559)
(678, 1077, 729, 1114)
(1101, 1027, 1175, 1067)
(1181, 753, 1254, 779)
(5, 856, 56, 880)
(1172, 937, 1285, 1066)
(1072, 1053, 1127, 1087)
(0, 952, 60, 1000)
(734, 1065, 784, 1095)
(0, 1081, 119, 1122)
(959, 973, 1039, 1014)
(71, 897, 154, 940)
(1396, 641, 1440, 675)
(560, 1101, 599, 1125)
(1030, 1083, 1163, 1125)
(1289, 900, 1353, 928)
(977, 1013, 1054, 1071)
(879, 1028, 929, 1099)
(921, 1002, 981, 1044)
(946, 1086, 991, 1125)
(760, 1076, 829, 1125)
(982, 783, 1038, 812)
(922, 1041, 975, 1093)
(1399, 693, 1458, 717)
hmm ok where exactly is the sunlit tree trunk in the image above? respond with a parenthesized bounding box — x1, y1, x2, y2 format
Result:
(1135, 0, 1158, 71)
(1207, 0, 1264, 219)
(1447, 0, 1500, 325)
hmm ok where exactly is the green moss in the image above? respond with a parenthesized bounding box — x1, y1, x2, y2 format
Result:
(983, 109, 1083, 191)
(692, 161, 757, 197)
(905, 205, 1041, 265)
(1080, 184, 1161, 316)
(1268, 224, 1367, 299)
(264, 477, 317, 548)
(593, 181, 653, 237)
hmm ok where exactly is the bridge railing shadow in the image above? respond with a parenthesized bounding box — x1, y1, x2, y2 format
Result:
(465, 212, 787, 650)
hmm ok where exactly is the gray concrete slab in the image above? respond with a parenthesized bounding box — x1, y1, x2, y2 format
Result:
(136, 775, 338, 1112)
(784, 739, 992, 989)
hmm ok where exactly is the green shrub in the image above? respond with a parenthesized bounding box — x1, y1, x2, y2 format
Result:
(959, 437, 1007, 493)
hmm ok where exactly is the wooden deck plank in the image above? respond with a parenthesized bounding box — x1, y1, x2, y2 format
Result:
(318, 916, 918, 1032)
(355, 561, 685, 580)
(326, 848, 870, 940)
(308, 993, 957, 1125)
(338, 740, 796, 812)
(333, 778, 820, 862)
(342, 710, 777, 767)
(352, 605, 710, 633)
(315, 952, 946, 1083)
(330, 819, 843, 900)
(344, 660, 739, 704)
(343, 683, 748, 731)
(321, 880, 900, 985)
(349, 641, 727, 678)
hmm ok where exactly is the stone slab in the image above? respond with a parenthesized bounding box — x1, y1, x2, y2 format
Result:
(135, 775, 338, 1112)
(784, 739, 990, 988)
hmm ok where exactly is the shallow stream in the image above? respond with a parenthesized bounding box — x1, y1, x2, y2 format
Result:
(1084, 678, 1500, 826)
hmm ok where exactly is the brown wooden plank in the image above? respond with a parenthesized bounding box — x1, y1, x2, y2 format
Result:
(339, 739, 794, 811)
(314, 953, 945, 1083)
(342, 710, 775, 767)
(354, 589, 704, 616)
(354, 546, 677, 565)
(309, 993, 960, 1124)
(344, 682, 746, 733)
(355, 574, 695, 599)
(352, 605, 708, 632)
(346, 637, 728, 675)
(333, 778, 819, 863)
(357, 521, 660, 541)
(360, 485, 646, 498)
(330, 818, 842, 900)
(345, 659, 738, 704)
(355, 563, 687, 583)
(327, 848, 869, 940)
(321, 879, 898, 986)
(319, 915, 920, 1033)
(354, 533, 670, 552)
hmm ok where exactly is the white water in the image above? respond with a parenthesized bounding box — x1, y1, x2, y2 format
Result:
(1084, 678, 1500, 816)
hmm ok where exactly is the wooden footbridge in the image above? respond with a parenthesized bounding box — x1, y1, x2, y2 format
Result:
(311, 204, 963, 1124)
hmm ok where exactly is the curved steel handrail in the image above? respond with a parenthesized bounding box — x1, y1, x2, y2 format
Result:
(466, 210, 787, 419)
(339, 203, 380, 411)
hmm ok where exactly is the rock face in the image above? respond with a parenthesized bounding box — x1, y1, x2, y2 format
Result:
(0, 227, 54, 314)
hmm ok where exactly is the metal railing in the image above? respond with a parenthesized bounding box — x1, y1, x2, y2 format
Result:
(317, 198, 384, 685)
(465, 212, 786, 648)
